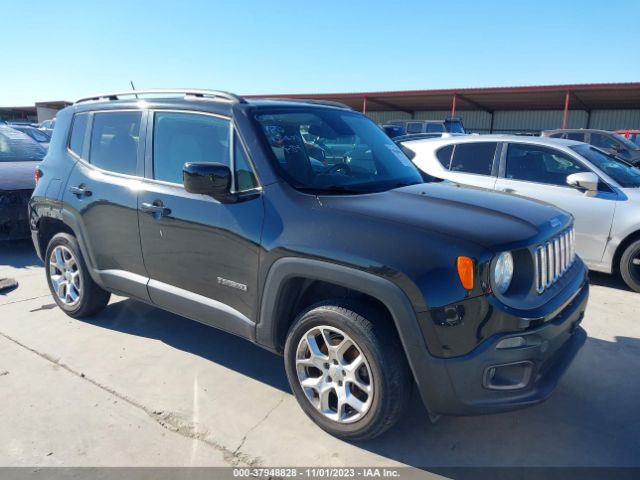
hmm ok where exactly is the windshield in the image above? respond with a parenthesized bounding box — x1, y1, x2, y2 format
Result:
(255, 110, 423, 194)
(0, 127, 46, 162)
(571, 144, 640, 188)
(612, 132, 640, 151)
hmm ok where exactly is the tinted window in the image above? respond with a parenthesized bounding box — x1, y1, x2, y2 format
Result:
(406, 122, 423, 134)
(571, 144, 640, 188)
(0, 127, 46, 162)
(69, 113, 89, 157)
(436, 145, 454, 168)
(255, 110, 422, 194)
(89, 112, 141, 175)
(567, 132, 585, 142)
(505, 144, 589, 186)
(153, 112, 230, 184)
(426, 123, 444, 133)
(234, 137, 258, 191)
(591, 133, 617, 149)
(450, 142, 497, 175)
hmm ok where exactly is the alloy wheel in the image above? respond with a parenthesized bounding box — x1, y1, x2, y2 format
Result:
(295, 325, 374, 423)
(49, 245, 81, 306)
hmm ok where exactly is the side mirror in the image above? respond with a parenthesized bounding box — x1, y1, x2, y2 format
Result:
(566, 172, 599, 193)
(183, 162, 232, 201)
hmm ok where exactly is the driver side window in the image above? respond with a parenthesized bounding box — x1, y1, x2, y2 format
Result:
(505, 144, 589, 187)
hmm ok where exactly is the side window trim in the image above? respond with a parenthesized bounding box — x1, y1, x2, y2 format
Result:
(232, 123, 261, 193)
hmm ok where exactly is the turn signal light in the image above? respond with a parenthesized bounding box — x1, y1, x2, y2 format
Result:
(457, 256, 474, 290)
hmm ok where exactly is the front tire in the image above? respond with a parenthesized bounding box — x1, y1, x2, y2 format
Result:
(284, 300, 412, 441)
(45, 233, 111, 317)
(620, 239, 640, 293)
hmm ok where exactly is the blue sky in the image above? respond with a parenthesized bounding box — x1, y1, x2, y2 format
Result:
(3, 0, 639, 105)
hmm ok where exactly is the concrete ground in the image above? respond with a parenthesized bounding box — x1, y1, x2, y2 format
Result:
(1, 240, 639, 470)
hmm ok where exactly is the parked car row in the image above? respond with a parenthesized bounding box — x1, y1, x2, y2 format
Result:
(0, 125, 47, 240)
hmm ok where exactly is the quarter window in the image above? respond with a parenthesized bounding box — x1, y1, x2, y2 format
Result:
(450, 142, 497, 175)
(505, 144, 589, 186)
(153, 112, 230, 184)
(234, 137, 258, 191)
(567, 132, 585, 142)
(69, 113, 89, 157)
(89, 111, 141, 175)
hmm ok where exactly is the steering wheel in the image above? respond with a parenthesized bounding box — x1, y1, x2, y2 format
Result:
(326, 162, 352, 174)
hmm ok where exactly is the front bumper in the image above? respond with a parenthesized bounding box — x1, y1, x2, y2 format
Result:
(417, 277, 589, 416)
(0, 190, 32, 241)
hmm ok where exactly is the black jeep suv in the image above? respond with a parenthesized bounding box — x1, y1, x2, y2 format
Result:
(29, 89, 589, 440)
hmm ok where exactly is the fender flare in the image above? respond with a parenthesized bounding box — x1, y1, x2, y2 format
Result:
(256, 257, 449, 414)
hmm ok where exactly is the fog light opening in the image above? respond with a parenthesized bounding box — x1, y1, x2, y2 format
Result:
(496, 336, 526, 349)
(483, 361, 534, 390)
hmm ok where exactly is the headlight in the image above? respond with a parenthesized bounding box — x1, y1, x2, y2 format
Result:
(494, 251, 514, 294)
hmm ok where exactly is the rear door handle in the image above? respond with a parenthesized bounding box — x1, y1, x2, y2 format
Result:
(69, 185, 92, 197)
(140, 201, 171, 217)
(499, 187, 515, 194)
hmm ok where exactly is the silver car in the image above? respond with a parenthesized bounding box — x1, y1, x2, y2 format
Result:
(399, 135, 640, 292)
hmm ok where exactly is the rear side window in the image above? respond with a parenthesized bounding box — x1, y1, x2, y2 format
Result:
(567, 132, 585, 142)
(69, 113, 89, 157)
(436, 145, 454, 168)
(153, 112, 230, 184)
(89, 111, 141, 175)
(450, 142, 497, 175)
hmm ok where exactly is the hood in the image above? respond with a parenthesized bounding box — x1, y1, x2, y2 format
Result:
(0, 161, 39, 190)
(319, 182, 571, 250)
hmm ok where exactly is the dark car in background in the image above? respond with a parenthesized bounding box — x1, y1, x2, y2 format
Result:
(380, 124, 406, 138)
(543, 128, 640, 165)
(387, 117, 466, 135)
(9, 125, 51, 149)
(0, 125, 46, 240)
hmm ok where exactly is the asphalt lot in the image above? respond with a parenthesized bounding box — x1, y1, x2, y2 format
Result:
(1, 240, 639, 471)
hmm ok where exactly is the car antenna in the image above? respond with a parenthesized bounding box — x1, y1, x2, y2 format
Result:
(130, 81, 138, 99)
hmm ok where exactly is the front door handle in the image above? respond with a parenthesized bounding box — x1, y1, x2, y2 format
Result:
(140, 201, 171, 217)
(69, 185, 92, 197)
(499, 187, 515, 194)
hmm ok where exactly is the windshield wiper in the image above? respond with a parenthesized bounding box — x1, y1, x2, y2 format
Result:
(294, 185, 366, 195)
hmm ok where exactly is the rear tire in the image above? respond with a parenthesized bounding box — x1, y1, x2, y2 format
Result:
(620, 239, 640, 293)
(45, 233, 111, 317)
(284, 299, 412, 441)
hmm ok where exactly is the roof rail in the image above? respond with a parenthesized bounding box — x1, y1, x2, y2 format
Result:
(75, 89, 246, 105)
(260, 98, 352, 110)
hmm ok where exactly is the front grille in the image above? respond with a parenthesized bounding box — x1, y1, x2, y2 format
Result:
(534, 228, 576, 294)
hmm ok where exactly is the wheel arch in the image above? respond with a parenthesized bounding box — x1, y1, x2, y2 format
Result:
(256, 257, 446, 415)
(612, 229, 640, 274)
